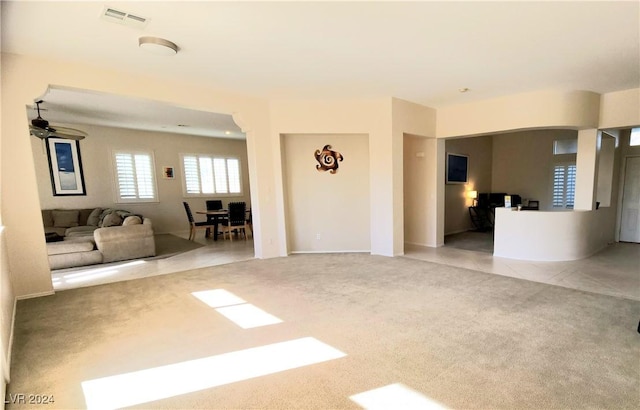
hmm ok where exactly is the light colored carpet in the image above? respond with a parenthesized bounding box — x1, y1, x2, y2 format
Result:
(9, 254, 640, 409)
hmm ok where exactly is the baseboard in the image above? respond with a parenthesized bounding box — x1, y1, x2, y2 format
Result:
(16, 290, 55, 300)
(7, 297, 17, 379)
(405, 241, 427, 247)
(404, 241, 444, 248)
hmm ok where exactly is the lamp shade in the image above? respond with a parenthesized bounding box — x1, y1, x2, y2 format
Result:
(467, 190, 478, 199)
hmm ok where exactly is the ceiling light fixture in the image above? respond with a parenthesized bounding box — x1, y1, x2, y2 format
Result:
(138, 36, 178, 55)
(459, 87, 470, 93)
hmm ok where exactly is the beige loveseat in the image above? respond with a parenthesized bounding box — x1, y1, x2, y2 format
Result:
(42, 208, 156, 269)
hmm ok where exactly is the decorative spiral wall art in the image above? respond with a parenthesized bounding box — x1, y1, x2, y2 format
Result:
(314, 145, 343, 174)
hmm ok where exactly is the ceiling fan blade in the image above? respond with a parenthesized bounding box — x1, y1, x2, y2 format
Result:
(51, 126, 88, 140)
(29, 125, 87, 140)
(29, 125, 48, 139)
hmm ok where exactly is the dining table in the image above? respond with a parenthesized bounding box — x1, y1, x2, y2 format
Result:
(196, 209, 228, 241)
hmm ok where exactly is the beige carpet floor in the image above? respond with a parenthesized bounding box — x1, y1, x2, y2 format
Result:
(9, 254, 640, 409)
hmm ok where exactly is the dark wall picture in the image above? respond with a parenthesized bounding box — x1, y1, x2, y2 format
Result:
(46, 137, 86, 196)
(446, 153, 468, 184)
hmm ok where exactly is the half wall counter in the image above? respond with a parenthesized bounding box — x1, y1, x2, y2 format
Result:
(493, 207, 612, 262)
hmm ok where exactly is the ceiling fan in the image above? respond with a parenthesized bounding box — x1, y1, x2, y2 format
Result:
(29, 100, 88, 140)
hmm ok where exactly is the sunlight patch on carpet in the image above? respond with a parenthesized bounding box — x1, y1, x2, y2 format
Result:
(192, 289, 246, 307)
(215, 304, 283, 329)
(192, 289, 283, 328)
(82, 337, 346, 409)
(350, 383, 448, 409)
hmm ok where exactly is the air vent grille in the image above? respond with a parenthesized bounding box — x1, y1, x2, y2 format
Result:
(101, 6, 149, 29)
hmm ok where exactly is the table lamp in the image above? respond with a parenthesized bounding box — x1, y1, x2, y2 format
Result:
(468, 190, 478, 206)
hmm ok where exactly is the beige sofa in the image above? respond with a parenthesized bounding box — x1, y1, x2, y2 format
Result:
(42, 208, 156, 269)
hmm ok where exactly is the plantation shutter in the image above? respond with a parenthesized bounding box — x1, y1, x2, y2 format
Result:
(114, 152, 157, 202)
(552, 163, 576, 209)
(181, 154, 242, 196)
(115, 153, 137, 199)
(183, 155, 201, 194)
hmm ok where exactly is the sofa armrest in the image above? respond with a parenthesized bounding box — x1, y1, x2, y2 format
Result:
(94, 218, 156, 263)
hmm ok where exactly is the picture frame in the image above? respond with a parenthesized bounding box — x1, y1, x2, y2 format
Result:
(46, 137, 86, 196)
(446, 152, 469, 184)
(162, 166, 175, 179)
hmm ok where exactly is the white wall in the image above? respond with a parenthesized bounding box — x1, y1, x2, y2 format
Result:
(444, 136, 493, 235)
(0, 227, 14, 407)
(30, 124, 251, 234)
(283, 134, 370, 252)
(403, 135, 438, 246)
(491, 130, 578, 210)
(437, 90, 601, 138)
(393, 99, 439, 249)
(600, 88, 640, 129)
(270, 98, 397, 256)
(494, 208, 613, 261)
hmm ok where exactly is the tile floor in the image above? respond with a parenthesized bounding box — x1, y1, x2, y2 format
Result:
(51, 233, 255, 291)
(404, 242, 640, 301)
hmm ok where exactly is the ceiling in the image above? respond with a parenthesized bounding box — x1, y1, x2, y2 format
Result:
(27, 87, 245, 140)
(3, 1, 639, 137)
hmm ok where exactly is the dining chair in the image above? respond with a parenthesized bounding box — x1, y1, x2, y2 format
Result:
(246, 207, 253, 236)
(205, 199, 228, 234)
(183, 202, 215, 241)
(206, 200, 223, 211)
(220, 202, 250, 241)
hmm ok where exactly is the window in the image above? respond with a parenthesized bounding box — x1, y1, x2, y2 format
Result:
(113, 151, 157, 202)
(553, 138, 578, 155)
(631, 128, 640, 146)
(552, 163, 576, 209)
(182, 154, 242, 196)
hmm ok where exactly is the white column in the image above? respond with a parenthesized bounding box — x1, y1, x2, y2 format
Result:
(574, 129, 599, 210)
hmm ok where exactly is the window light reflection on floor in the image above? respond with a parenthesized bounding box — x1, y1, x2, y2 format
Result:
(192, 289, 246, 308)
(82, 337, 347, 410)
(350, 383, 448, 410)
(192, 289, 283, 328)
(215, 303, 283, 329)
(59, 260, 146, 284)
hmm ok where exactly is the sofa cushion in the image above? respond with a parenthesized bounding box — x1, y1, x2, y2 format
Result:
(49, 250, 103, 270)
(52, 210, 79, 228)
(78, 209, 94, 226)
(41, 210, 54, 228)
(86, 208, 103, 226)
(122, 215, 142, 226)
(102, 212, 123, 227)
(65, 226, 99, 237)
(46, 239, 95, 256)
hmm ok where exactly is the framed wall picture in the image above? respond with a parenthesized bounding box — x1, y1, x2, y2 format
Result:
(446, 153, 469, 184)
(162, 166, 175, 179)
(46, 137, 86, 196)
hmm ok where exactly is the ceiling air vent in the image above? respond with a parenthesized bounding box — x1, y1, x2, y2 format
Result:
(101, 6, 149, 29)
